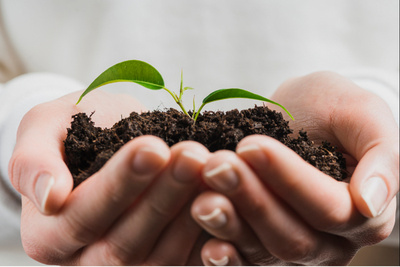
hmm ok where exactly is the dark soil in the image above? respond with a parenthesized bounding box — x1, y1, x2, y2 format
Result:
(64, 106, 347, 188)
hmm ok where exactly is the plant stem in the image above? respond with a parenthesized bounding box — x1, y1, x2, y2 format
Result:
(193, 102, 206, 122)
(192, 96, 196, 119)
(163, 87, 190, 117)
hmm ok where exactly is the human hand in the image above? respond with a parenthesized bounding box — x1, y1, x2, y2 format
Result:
(191, 72, 399, 265)
(9, 90, 210, 265)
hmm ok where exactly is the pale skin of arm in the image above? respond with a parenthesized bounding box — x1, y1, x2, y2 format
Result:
(9, 72, 399, 265)
(191, 71, 399, 265)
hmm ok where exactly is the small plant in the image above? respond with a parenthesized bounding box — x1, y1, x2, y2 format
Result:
(76, 60, 294, 122)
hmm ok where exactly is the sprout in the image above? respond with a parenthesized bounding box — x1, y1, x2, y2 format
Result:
(76, 60, 294, 122)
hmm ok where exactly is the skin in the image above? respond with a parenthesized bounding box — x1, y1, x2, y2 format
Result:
(8, 72, 399, 265)
(9, 90, 210, 265)
(191, 71, 399, 265)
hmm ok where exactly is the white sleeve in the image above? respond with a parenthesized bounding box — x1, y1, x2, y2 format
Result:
(342, 68, 399, 248)
(0, 72, 84, 245)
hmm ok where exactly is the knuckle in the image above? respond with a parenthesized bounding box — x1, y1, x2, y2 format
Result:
(101, 170, 141, 204)
(246, 196, 269, 217)
(148, 196, 172, 219)
(313, 216, 345, 233)
(311, 204, 349, 232)
(145, 180, 193, 220)
(59, 212, 99, 248)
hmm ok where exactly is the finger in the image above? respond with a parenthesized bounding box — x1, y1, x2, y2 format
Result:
(186, 231, 212, 266)
(346, 142, 398, 246)
(145, 202, 203, 265)
(201, 238, 248, 266)
(81, 141, 209, 265)
(329, 95, 399, 218)
(273, 72, 399, 219)
(350, 142, 399, 218)
(192, 191, 276, 265)
(9, 103, 75, 215)
(202, 150, 356, 264)
(9, 146, 73, 215)
(8, 89, 142, 215)
(20, 136, 171, 264)
(236, 135, 359, 233)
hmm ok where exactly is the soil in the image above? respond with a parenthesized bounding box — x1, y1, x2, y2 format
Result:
(64, 106, 347, 188)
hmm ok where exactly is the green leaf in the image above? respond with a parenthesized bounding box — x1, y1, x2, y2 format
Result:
(76, 60, 164, 104)
(201, 88, 294, 120)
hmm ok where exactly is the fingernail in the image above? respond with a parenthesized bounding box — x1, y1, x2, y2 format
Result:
(197, 208, 227, 228)
(173, 150, 207, 183)
(204, 162, 239, 192)
(236, 144, 260, 154)
(35, 173, 55, 214)
(361, 177, 388, 217)
(237, 143, 269, 166)
(208, 256, 229, 266)
(132, 147, 169, 175)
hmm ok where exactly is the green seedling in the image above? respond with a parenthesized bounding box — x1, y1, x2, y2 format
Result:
(76, 60, 294, 122)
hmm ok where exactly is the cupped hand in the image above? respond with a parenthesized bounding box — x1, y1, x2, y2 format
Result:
(191, 71, 399, 265)
(9, 90, 210, 265)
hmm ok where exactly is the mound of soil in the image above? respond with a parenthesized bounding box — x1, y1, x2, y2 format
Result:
(64, 106, 347, 188)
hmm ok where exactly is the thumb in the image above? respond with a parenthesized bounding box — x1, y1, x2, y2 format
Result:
(9, 147, 73, 215)
(350, 142, 399, 218)
(8, 106, 73, 215)
(328, 89, 399, 218)
(344, 98, 399, 218)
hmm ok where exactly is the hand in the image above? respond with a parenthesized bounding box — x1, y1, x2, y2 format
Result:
(191, 71, 399, 265)
(9, 90, 210, 265)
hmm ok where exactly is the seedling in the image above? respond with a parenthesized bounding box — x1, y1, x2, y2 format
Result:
(76, 60, 294, 122)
